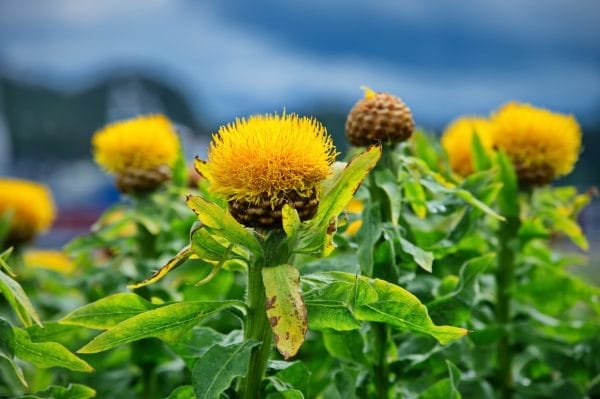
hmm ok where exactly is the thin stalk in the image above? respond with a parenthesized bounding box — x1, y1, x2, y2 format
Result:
(239, 230, 289, 399)
(373, 322, 391, 399)
(496, 215, 520, 399)
(367, 146, 396, 398)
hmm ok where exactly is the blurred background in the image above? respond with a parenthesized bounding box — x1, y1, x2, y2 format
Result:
(0, 0, 598, 252)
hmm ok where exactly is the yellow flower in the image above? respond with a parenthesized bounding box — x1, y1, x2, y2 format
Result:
(492, 102, 581, 185)
(441, 117, 494, 176)
(200, 113, 337, 226)
(92, 114, 179, 173)
(0, 178, 55, 246)
(23, 250, 75, 274)
(344, 199, 363, 236)
(92, 114, 180, 192)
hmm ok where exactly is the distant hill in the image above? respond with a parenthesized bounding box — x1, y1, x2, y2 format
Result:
(0, 72, 208, 161)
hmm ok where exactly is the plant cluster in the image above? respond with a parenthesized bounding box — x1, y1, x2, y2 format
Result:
(0, 88, 597, 399)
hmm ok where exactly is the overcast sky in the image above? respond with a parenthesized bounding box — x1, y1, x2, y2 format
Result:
(1, 0, 599, 127)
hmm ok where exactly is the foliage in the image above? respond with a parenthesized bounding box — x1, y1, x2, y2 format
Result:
(0, 117, 596, 399)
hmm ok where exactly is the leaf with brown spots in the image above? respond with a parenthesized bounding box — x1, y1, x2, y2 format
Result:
(262, 264, 307, 360)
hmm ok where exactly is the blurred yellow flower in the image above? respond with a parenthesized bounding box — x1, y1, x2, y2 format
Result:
(492, 102, 581, 185)
(23, 249, 75, 274)
(441, 117, 494, 176)
(92, 114, 179, 174)
(0, 178, 55, 246)
(344, 199, 363, 236)
(200, 113, 337, 226)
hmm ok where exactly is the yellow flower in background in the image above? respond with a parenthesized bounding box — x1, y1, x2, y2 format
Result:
(199, 113, 337, 227)
(93, 114, 179, 173)
(491, 102, 581, 185)
(0, 178, 55, 246)
(344, 198, 364, 236)
(92, 114, 180, 192)
(441, 117, 494, 176)
(23, 250, 75, 275)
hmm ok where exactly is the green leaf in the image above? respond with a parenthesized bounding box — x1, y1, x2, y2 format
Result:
(356, 200, 383, 276)
(403, 180, 428, 219)
(282, 204, 301, 240)
(18, 383, 96, 399)
(0, 247, 16, 276)
(375, 169, 403, 224)
(471, 130, 491, 171)
(127, 245, 193, 289)
(0, 267, 42, 327)
(310, 145, 382, 232)
(60, 293, 159, 330)
(165, 385, 195, 399)
(322, 330, 367, 364)
(78, 301, 244, 353)
(420, 360, 462, 399)
(270, 361, 310, 397)
(427, 254, 495, 325)
(497, 151, 519, 218)
(14, 328, 93, 372)
(398, 237, 434, 273)
(191, 226, 231, 261)
(305, 300, 361, 331)
(0, 318, 27, 387)
(0, 318, 15, 358)
(263, 265, 308, 360)
(305, 272, 468, 344)
(192, 340, 260, 399)
(186, 195, 262, 257)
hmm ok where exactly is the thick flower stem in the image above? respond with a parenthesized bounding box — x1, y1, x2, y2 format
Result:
(239, 231, 288, 399)
(496, 215, 520, 399)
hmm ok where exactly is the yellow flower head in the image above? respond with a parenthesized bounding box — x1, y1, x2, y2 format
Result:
(492, 102, 582, 185)
(92, 114, 180, 174)
(441, 117, 494, 176)
(0, 178, 55, 245)
(23, 250, 75, 275)
(200, 113, 337, 226)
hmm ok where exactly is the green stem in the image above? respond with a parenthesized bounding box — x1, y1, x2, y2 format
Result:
(239, 230, 288, 399)
(373, 323, 391, 399)
(496, 215, 520, 399)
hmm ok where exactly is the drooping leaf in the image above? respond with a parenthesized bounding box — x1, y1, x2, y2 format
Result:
(0, 267, 42, 327)
(127, 245, 193, 289)
(375, 169, 403, 223)
(60, 293, 159, 330)
(186, 195, 262, 256)
(18, 383, 96, 399)
(305, 300, 361, 331)
(192, 340, 260, 399)
(78, 300, 244, 353)
(13, 328, 93, 372)
(304, 272, 468, 344)
(191, 226, 231, 261)
(262, 264, 308, 359)
(398, 237, 434, 273)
